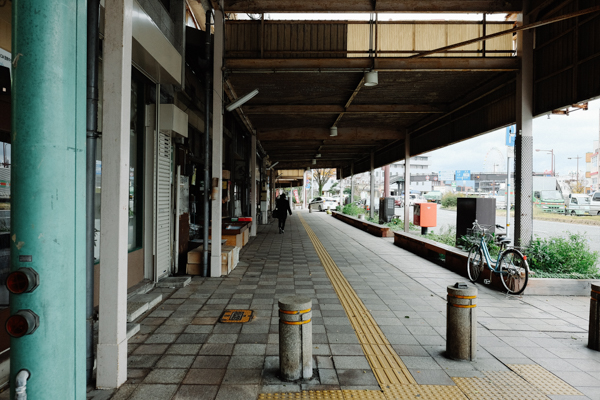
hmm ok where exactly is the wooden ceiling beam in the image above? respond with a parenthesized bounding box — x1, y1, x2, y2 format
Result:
(258, 127, 404, 141)
(224, 57, 520, 72)
(223, 0, 522, 13)
(244, 104, 444, 114)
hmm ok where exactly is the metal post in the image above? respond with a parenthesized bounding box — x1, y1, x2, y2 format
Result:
(250, 134, 257, 236)
(514, 2, 534, 248)
(210, 9, 224, 276)
(370, 152, 375, 220)
(350, 163, 355, 204)
(404, 135, 411, 232)
(11, 0, 87, 396)
(97, 0, 133, 389)
(506, 150, 511, 237)
(86, 0, 101, 385)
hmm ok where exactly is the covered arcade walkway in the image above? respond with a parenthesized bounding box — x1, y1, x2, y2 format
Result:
(83, 210, 597, 400)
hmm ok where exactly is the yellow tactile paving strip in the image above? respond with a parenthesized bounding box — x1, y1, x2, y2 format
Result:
(507, 364, 584, 396)
(259, 216, 586, 400)
(298, 215, 416, 387)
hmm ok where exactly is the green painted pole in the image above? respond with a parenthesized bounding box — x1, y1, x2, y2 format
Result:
(11, 1, 86, 398)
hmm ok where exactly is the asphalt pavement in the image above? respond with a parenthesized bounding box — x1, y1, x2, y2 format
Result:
(394, 205, 600, 253)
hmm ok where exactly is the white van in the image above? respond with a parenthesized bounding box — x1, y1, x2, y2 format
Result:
(591, 191, 600, 216)
(565, 193, 591, 216)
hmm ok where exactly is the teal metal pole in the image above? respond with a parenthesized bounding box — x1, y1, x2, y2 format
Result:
(11, 1, 86, 398)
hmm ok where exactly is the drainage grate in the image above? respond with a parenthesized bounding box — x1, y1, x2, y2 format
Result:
(219, 309, 254, 323)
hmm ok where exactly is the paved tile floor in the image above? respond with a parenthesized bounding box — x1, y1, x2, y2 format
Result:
(84, 210, 599, 400)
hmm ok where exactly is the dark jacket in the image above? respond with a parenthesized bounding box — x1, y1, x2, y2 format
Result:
(275, 196, 292, 219)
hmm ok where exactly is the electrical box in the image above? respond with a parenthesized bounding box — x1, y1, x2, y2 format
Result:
(378, 197, 395, 224)
(160, 104, 188, 138)
(456, 197, 495, 243)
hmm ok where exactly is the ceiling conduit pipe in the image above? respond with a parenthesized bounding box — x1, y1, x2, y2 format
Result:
(203, 8, 212, 276)
(86, 0, 101, 385)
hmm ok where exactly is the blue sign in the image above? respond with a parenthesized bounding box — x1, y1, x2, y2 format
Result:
(455, 170, 471, 180)
(306, 184, 311, 189)
(506, 125, 516, 147)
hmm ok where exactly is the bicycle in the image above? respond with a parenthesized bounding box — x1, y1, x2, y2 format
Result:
(466, 220, 530, 295)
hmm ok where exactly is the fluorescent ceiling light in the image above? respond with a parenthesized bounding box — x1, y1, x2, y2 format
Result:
(226, 89, 259, 112)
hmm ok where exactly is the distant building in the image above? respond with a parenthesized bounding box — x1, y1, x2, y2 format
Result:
(588, 140, 599, 192)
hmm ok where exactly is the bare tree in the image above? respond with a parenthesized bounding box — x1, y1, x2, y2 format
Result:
(312, 169, 336, 196)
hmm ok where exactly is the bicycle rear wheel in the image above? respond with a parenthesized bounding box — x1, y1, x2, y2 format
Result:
(498, 249, 528, 295)
(467, 246, 484, 283)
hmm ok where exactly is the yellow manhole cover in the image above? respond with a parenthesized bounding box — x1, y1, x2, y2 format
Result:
(219, 309, 254, 323)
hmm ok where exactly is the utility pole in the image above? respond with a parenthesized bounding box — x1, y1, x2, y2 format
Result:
(568, 155, 583, 192)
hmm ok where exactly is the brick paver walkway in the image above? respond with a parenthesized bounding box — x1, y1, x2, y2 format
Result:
(86, 210, 599, 400)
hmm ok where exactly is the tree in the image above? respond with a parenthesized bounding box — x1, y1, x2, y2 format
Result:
(312, 168, 336, 196)
(569, 175, 586, 194)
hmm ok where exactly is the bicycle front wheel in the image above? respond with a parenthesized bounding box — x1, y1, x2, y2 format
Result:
(467, 246, 484, 283)
(498, 249, 528, 295)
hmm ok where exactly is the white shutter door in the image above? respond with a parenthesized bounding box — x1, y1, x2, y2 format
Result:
(155, 131, 171, 280)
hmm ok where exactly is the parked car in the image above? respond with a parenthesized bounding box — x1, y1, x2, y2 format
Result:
(565, 193, 591, 216)
(591, 191, 600, 216)
(392, 196, 403, 208)
(423, 191, 443, 204)
(309, 197, 338, 211)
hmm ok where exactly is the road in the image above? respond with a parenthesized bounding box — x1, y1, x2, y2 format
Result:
(394, 204, 600, 252)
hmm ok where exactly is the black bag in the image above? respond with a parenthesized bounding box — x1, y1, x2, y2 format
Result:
(272, 209, 279, 218)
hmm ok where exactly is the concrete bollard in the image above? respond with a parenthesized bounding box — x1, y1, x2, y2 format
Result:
(279, 296, 312, 381)
(589, 283, 600, 351)
(446, 283, 477, 361)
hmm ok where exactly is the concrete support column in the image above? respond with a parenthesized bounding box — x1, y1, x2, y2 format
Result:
(11, 0, 87, 397)
(350, 163, 355, 204)
(514, 4, 534, 248)
(384, 165, 390, 197)
(97, 0, 133, 389)
(250, 134, 257, 236)
(210, 9, 224, 276)
(339, 174, 345, 206)
(370, 152, 375, 220)
(404, 135, 411, 233)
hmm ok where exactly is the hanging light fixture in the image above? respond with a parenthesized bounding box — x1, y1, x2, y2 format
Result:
(364, 70, 378, 87)
(312, 159, 316, 165)
(316, 154, 321, 158)
(330, 126, 338, 137)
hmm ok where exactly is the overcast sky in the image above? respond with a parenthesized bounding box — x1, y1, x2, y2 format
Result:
(425, 99, 600, 177)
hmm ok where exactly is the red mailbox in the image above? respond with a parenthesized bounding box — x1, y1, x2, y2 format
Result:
(414, 202, 437, 230)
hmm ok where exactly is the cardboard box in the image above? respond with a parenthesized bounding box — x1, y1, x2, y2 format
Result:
(188, 247, 203, 264)
(186, 263, 202, 275)
(221, 247, 233, 275)
(222, 170, 231, 180)
(243, 229, 249, 246)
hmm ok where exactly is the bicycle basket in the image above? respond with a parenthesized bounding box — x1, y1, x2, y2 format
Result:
(466, 225, 493, 242)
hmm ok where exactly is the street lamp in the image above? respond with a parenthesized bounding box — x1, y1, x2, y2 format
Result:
(568, 155, 583, 192)
(535, 149, 554, 176)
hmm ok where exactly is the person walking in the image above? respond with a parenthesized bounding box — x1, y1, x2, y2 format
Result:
(275, 192, 292, 233)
